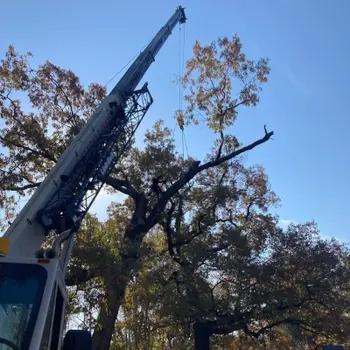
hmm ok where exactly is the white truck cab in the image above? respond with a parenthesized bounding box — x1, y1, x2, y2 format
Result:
(0, 256, 90, 350)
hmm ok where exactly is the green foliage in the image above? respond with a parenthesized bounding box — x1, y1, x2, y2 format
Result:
(183, 36, 269, 131)
(111, 219, 350, 348)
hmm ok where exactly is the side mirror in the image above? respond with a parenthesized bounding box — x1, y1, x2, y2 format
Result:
(63, 330, 92, 350)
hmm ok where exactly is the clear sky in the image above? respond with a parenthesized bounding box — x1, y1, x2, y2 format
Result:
(1, 0, 349, 242)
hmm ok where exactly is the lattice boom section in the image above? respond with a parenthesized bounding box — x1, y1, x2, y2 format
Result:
(38, 84, 153, 233)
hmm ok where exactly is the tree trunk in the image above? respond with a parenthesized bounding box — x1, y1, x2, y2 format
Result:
(91, 235, 142, 350)
(91, 285, 123, 350)
(194, 322, 211, 350)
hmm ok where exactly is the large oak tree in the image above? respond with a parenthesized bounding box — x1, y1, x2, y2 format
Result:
(0, 37, 276, 349)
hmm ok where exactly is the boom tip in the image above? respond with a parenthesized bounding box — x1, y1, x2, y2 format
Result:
(177, 5, 187, 23)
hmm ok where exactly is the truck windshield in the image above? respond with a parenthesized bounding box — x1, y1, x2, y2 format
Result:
(0, 263, 47, 350)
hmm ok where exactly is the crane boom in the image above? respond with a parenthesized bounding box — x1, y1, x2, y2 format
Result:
(0, 7, 186, 350)
(4, 6, 186, 259)
(112, 6, 186, 95)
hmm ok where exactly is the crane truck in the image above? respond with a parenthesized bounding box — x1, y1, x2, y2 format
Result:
(0, 6, 186, 350)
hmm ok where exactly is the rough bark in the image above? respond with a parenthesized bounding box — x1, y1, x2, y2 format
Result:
(91, 285, 122, 350)
(91, 233, 143, 350)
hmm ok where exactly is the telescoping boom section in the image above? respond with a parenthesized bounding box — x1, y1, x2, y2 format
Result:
(0, 6, 186, 350)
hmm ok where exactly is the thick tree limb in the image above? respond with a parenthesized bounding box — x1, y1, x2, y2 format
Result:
(243, 318, 301, 338)
(104, 175, 140, 199)
(128, 194, 147, 235)
(163, 202, 177, 258)
(146, 128, 273, 229)
(198, 128, 273, 173)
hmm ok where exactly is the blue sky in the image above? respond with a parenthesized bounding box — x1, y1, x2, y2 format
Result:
(1, 0, 349, 241)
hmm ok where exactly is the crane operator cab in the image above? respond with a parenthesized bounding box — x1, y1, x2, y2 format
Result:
(0, 250, 91, 350)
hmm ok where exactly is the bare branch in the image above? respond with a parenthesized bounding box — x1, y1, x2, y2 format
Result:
(47, 73, 82, 127)
(2, 182, 41, 192)
(146, 129, 273, 231)
(232, 98, 251, 109)
(199, 128, 273, 172)
(0, 135, 57, 162)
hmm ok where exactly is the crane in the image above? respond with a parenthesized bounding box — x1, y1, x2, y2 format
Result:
(0, 6, 186, 350)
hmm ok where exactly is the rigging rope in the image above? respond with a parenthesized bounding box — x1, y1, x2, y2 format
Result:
(104, 47, 145, 88)
(177, 22, 189, 159)
(181, 23, 186, 109)
(178, 24, 182, 111)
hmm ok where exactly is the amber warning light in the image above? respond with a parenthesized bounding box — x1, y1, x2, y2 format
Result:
(0, 237, 9, 256)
